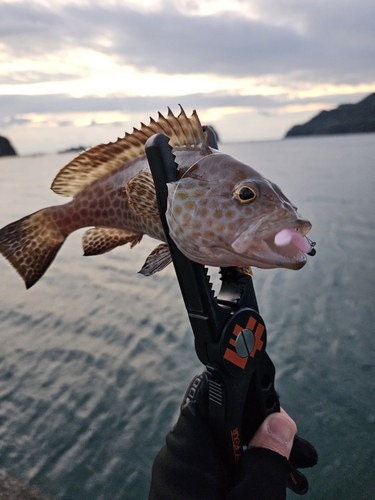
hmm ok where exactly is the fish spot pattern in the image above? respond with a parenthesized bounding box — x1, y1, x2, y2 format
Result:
(0, 106, 312, 288)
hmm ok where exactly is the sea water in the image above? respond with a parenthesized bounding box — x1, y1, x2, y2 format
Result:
(0, 133, 374, 499)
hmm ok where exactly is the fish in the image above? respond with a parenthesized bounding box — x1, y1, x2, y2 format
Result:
(0, 106, 314, 289)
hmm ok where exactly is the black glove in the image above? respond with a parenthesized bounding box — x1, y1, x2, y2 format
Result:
(148, 372, 317, 500)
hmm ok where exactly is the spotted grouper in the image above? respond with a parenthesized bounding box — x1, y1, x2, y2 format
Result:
(0, 107, 315, 289)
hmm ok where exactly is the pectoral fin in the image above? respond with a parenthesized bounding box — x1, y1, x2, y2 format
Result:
(139, 243, 172, 276)
(83, 227, 143, 256)
(126, 171, 160, 220)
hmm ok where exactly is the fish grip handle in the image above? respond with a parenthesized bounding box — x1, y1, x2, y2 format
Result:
(145, 132, 308, 494)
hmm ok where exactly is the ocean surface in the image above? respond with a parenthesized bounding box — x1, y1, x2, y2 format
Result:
(0, 133, 374, 499)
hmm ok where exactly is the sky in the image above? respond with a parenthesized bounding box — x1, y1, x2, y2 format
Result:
(0, 0, 374, 155)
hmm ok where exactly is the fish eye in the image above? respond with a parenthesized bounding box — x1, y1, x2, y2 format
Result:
(234, 186, 257, 204)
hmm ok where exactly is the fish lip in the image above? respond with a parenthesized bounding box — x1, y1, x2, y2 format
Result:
(263, 219, 313, 267)
(288, 219, 312, 236)
(231, 218, 312, 270)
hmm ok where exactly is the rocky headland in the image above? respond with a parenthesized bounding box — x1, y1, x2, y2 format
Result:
(0, 136, 17, 157)
(285, 93, 375, 138)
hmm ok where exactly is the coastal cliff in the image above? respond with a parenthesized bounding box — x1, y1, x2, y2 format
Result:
(285, 93, 375, 137)
(0, 136, 17, 156)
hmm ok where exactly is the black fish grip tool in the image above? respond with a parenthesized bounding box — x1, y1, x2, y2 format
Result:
(145, 131, 311, 494)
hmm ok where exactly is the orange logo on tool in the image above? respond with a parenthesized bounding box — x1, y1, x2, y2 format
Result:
(223, 316, 264, 369)
(231, 427, 241, 462)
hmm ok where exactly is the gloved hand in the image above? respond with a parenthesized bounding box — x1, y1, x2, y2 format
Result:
(148, 372, 317, 500)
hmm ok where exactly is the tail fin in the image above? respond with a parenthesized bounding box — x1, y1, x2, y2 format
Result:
(0, 208, 66, 288)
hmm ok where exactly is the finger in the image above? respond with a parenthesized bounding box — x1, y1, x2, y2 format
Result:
(249, 411, 297, 459)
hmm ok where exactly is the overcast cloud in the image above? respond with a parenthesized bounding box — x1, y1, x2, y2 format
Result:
(2, 0, 375, 81)
(0, 0, 374, 154)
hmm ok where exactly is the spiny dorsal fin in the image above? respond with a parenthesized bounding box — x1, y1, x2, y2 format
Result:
(51, 106, 208, 197)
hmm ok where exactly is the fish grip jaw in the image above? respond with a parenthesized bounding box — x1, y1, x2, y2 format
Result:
(145, 133, 230, 363)
(145, 132, 307, 494)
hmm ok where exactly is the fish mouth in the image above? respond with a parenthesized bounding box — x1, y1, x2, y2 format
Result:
(232, 220, 314, 270)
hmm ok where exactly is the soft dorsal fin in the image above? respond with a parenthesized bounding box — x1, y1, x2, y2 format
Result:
(51, 106, 208, 197)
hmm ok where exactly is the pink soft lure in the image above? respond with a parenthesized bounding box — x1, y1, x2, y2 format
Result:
(274, 229, 313, 254)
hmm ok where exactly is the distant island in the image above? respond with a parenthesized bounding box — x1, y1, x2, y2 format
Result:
(285, 93, 375, 137)
(58, 146, 87, 154)
(0, 136, 17, 157)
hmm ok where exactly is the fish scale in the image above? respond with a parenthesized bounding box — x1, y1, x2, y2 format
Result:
(0, 107, 313, 289)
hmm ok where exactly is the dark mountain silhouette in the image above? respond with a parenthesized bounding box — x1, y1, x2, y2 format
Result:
(285, 93, 375, 138)
(0, 136, 17, 156)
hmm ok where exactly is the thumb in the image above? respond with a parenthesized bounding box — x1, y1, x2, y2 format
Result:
(249, 410, 297, 459)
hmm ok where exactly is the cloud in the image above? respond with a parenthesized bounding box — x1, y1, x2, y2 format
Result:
(1, 89, 371, 122)
(0, 92, 278, 116)
(1, 0, 374, 152)
(0, 71, 80, 86)
(0, 115, 33, 127)
(0, 0, 374, 83)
